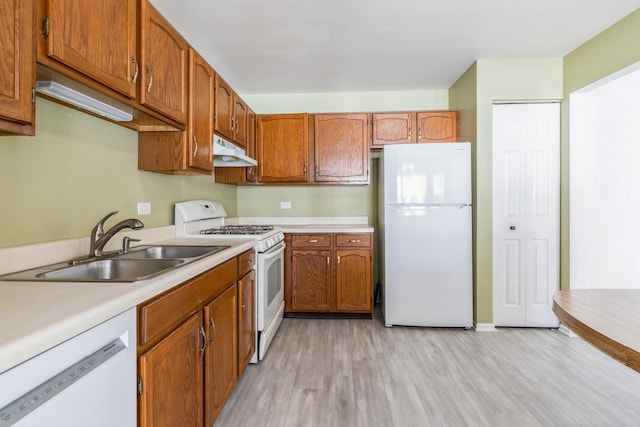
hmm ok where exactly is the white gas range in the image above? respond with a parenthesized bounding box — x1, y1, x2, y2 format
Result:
(175, 200, 285, 362)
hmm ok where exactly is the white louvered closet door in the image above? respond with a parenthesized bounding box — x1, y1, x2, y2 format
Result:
(492, 103, 560, 327)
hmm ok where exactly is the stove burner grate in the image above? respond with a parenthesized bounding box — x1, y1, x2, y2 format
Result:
(199, 225, 275, 235)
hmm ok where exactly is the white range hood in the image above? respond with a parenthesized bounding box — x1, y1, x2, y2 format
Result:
(213, 135, 257, 167)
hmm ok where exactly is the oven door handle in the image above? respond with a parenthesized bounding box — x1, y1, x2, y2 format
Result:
(261, 241, 286, 260)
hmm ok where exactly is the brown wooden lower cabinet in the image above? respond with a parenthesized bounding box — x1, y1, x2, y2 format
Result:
(237, 269, 256, 378)
(137, 248, 255, 427)
(204, 285, 237, 427)
(285, 233, 373, 314)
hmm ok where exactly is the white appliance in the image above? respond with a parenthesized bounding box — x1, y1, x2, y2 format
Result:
(379, 143, 473, 328)
(174, 200, 285, 361)
(0, 308, 136, 427)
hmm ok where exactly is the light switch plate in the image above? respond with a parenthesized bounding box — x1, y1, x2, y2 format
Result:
(137, 202, 151, 215)
(280, 201, 292, 209)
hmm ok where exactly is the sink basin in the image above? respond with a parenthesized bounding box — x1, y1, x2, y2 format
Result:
(36, 259, 184, 282)
(118, 245, 229, 260)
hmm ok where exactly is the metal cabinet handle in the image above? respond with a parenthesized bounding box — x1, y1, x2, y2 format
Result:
(315, 166, 319, 174)
(131, 57, 139, 84)
(337, 255, 341, 266)
(326, 256, 330, 271)
(192, 136, 198, 158)
(246, 259, 253, 265)
(242, 290, 246, 311)
(418, 127, 422, 139)
(346, 239, 361, 243)
(303, 164, 307, 174)
(199, 326, 206, 356)
(408, 127, 411, 140)
(308, 239, 318, 243)
(145, 66, 153, 93)
(209, 318, 216, 343)
(230, 118, 235, 133)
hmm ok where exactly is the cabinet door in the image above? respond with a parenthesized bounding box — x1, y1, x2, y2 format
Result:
(0, 0, 34, 134)
(139, 312, 203, 427)
(204, 285, 238, 427)
(291, 250, 333, 311)
(257, 114, 309, 183)
(139, 0, 188, 124)
(45, 0, 137, 99)
(314, 114, 369, 183)
(371, 113, 416, 147)
(214, 75, 234, 140)
(188, 49, 214, 172)
(416, 111, 458, 143)
(335, 249, 372, 312)
(245, 108, 257, 183)
(233, 95, 248, 148)
(237, 270, 255, 378)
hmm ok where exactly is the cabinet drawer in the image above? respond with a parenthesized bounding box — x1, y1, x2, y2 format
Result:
(335, 234, 371, 247)
(238, 249, 255, 277)
(291, 234, 331, 248)
(138, 258, 237, 348)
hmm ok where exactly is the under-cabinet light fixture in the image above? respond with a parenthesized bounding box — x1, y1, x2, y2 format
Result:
(35, 81, 133, 122)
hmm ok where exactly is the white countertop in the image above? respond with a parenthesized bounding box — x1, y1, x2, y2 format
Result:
(233, 216, 374, 234)
(278, 224, 374, 233)
(0, 237, 255, 374)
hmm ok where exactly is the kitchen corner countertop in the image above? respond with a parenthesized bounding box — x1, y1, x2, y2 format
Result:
(0, 238, 256, 374)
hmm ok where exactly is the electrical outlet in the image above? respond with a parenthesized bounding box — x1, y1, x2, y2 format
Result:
(137, 202, 151, 215)
(280, 201, 292, 209)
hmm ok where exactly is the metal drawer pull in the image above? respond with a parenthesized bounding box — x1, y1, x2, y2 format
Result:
(199, 326, 206, 356)
(308, 239, 318, 243)
(192, 136, 198, 157)
(347, 239, 361, 243)
(145, 66, 153, 93)
(246, 259, 253, 265)
(131, 57, 138, 83)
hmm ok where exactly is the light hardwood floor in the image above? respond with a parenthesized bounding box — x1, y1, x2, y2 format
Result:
(215, 312, 640, 427)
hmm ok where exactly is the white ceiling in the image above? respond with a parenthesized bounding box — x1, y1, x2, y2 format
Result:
(149, 0, 640, 95)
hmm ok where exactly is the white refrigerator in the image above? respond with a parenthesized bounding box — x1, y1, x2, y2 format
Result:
(379, 142, 473, 328)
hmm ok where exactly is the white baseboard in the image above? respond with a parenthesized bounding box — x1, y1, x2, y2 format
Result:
(558, 323, 578, 338)
(475, 323, 497, 332)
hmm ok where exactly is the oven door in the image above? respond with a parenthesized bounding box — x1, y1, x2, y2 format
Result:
(256, 240, 285, 331)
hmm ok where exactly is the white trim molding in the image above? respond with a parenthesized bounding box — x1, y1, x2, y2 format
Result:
(475, 323, 497, 332)
(558, 323, 578, 338)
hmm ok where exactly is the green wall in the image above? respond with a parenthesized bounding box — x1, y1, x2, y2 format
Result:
(449, 58, 564, 325)
(561, 8, 640, 290)
(0, 98, 237, 248)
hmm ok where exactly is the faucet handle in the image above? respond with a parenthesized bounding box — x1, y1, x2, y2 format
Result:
(122, 236, 141, 253)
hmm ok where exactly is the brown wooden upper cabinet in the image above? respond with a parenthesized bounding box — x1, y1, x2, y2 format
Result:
(257, 113, 309, 183)
(139, 0, 188, 124)
(371, 111, 458, 148)
(314, 114, 370, 183)
(40, 0, 138, 99)
(214, 107, 257, 185)
(0, 0, 35, 135)
(188, 49, 215, 172)
(214, 75, 248, 148)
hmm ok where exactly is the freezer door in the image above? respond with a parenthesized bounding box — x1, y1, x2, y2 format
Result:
(383, 205, 472, 327)
(383, 143, 471, 205)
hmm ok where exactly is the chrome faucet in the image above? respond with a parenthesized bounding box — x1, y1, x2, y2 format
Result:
(90, 211, 144, 257)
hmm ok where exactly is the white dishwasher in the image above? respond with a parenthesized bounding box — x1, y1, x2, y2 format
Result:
(0, 308, 136, 427)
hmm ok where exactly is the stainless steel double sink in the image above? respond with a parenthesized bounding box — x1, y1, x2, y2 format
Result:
(0, 245, 230, 283)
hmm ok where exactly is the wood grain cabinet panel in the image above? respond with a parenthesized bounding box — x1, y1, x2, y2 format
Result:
(257, 113, 309, 183)
(314, 113, 370, 183)
(336, 249, 372, 312)
(416, 111, 458, 142)
(139, 0, 188, 124)
(237, 269, 255, 378)
(138, 312, 203, 427)
(233, 96, 248, 148)
(204, 284, 238, 427)
(0, 0, 35, 135)
(371, 113, 415, 147)
(188, 49, 214, 172)
(214, 75, 234, 141)
(44, 0, 137, 99)
(291, 249, 333, 311)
